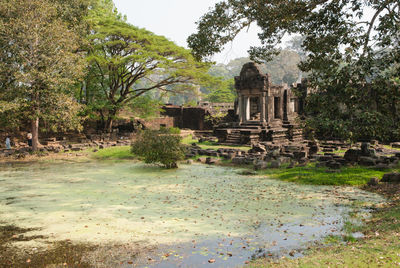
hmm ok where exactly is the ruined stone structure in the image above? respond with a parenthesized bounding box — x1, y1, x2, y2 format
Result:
(161, 105, 213, 130)
(215, 62, 307, 144)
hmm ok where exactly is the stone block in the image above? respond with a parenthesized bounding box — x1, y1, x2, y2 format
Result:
(232, 157, 246, 165)
(317, 155, 333, 162)
(381, 172, 400, 183)
(293, 151, 306, 160)
(254, 160, 268, 170)
(374, 163, 389, 170)
(359, 156, 376, 166)
(270, 160, 281, 169)
(391, 142, 400, 149)
(367, 177, 380, 186)
(205, 157, 218, 165)
(344, 149, 361, 162)
(326, 161, 342, 169)
(308, 145, 319, 156)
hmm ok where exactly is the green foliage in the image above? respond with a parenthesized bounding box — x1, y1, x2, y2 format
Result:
(0, 0, 86, 149)
(164, 127, 181, 134)
(84, 3, 212, 131)
(208, 51, 301, 85)
(129, 95, 162, 119)
(205, 79, 236, 103)
(189, 0, 400, 141)
(131, 128, 186, 168)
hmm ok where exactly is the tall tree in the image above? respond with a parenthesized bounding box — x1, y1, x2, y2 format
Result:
(0, 0, 85, 150)
(189, 0, 400, 141)
(84, 6, 211, 132)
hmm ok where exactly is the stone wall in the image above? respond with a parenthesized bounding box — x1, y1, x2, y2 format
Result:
(161, 105, 213, 130)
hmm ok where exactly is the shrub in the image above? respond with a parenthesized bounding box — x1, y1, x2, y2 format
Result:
(131, 128, 186, 168)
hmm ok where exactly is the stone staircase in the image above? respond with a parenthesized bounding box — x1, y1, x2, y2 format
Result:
(225, 130, 242, 144)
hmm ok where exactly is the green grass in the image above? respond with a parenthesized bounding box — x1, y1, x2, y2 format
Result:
(383, 144, 400, 151)
(182, 135, 251, 151)
(317, 148, 347, 155)
(90, 146, 134, 160)
(258, 163, 394, 186)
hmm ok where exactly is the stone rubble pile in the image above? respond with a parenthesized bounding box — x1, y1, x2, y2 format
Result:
(186, 141, 400, 172)
(0, 137, 131, 158)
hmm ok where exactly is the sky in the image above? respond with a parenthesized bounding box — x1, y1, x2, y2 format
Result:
(113, 0, 261, 63)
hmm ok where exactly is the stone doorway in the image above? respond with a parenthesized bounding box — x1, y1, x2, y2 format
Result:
(274, 97, 281, 119)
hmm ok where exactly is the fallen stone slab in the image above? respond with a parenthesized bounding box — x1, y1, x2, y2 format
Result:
(359, 156, 376, 166)
(391, 142, 400, 149)
(381, 172, 400, 183)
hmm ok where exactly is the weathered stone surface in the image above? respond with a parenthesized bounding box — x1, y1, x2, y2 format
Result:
(344, 149, 361, 162)
(206, 157, 219, 165)
(367, 177, 380, 186)
(252, 144, 266, 153)
(278, 156, 291, 164)
(326, 161, 341, 169)
(317, 155, 333, 162)
(270, 160, 281, 169)
(197, 157, 207, 163)
(308, 145, 319, 156)
(254, 160, 268, 170)
(391, 142, 400, 149)
(293, 151, 306, 160)
(361, 142, 370, 155)
(359, 156, 376, 166)
(185, 153, 196, 159)
(374, 163, 389, 170)
(232, 157, 246, 165)
(381, 172, 400, 183)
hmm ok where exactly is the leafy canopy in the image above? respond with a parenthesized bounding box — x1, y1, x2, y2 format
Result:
(0, 0, 86, 134)
(189, 0, 400, 141)
(84, 3, 212, 131)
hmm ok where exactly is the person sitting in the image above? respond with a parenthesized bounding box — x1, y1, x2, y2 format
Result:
(27, 132, 32, 147)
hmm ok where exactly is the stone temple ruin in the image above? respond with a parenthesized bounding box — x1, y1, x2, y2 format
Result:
(215, 62, 308, 145)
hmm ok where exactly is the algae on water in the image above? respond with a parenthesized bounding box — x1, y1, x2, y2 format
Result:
(0, 161, 385, 267)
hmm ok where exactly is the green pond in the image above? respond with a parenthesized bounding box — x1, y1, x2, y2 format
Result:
(0, 161, 384, 267)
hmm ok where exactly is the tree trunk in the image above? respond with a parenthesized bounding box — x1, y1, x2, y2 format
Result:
(105, 117, 113, 133)
(31, 117, 40, 151)
(105, 109, 117, 133)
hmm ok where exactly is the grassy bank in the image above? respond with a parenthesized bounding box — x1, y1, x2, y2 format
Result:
(182, 135, 251, 151)
(250, 184, 400, 268)
(90, 146, 134, 160)
(257, 163, 396, 186)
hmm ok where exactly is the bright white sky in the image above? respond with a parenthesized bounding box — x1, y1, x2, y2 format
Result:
(113, 0, 261, 63)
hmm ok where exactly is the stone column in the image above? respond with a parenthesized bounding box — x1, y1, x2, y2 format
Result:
(238, 94, 243, 124)
(260, 93, 266, 124)
(245, 96, 250, 121)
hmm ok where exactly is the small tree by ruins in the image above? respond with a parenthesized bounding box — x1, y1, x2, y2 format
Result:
(131, 128, 186, 169)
